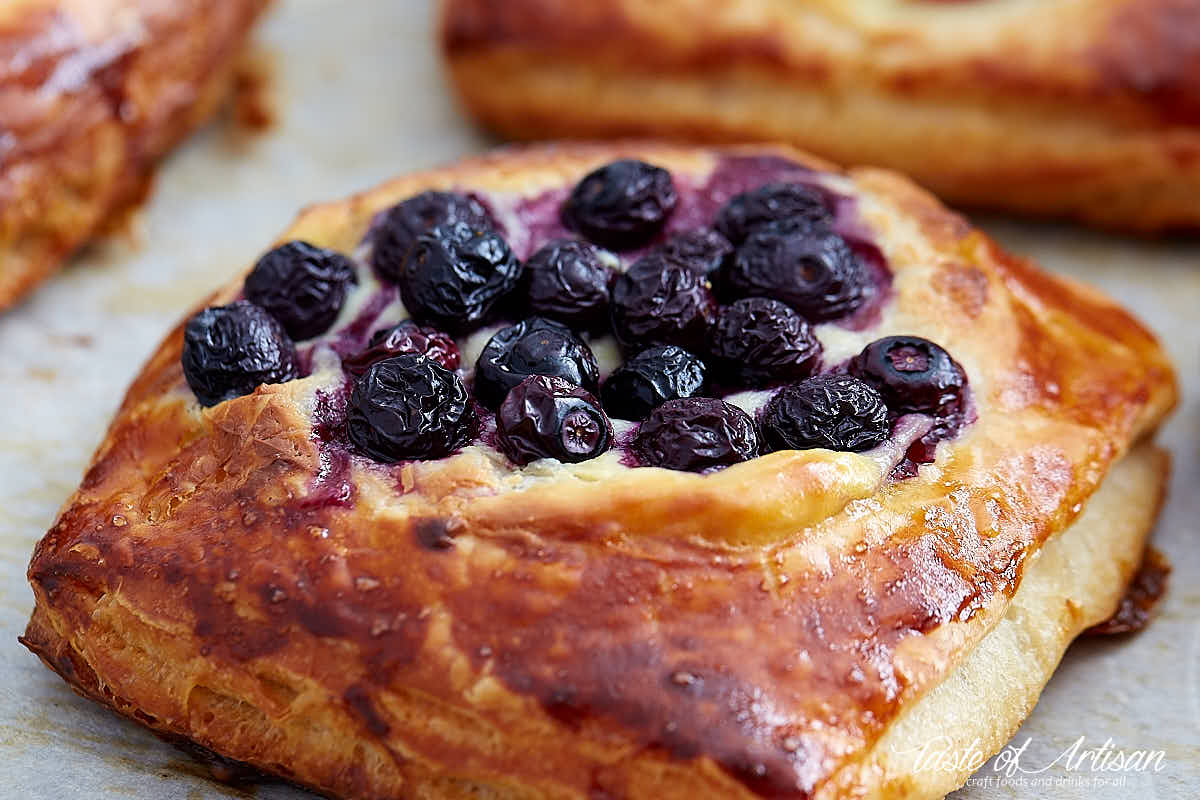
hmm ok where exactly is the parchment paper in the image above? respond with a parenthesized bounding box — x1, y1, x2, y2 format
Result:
(0, 2, 1195, 797)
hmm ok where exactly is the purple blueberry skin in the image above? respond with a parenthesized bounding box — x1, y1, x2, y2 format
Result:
(347, 354, 475, 462)
(761, 374, 890, 453)
(371, 191, 493, 282)
(342, 320, 461, 377)
(847, 335, 967, 417)
(562, 159, 677, 249)
(632, 397, 759, 473)
(726, 220, 869, 322)
(182, 300, 300, 407)
(243, 241, 358, 341)
(522, 238, 615, 331)
(601, 345, 706, 421)
(714, 182, 833, 244)
(497, 375, 613, 466)
(610, 252, 718, 352)
(707, 298, 822, 387)
(399, 221, 523, 335)
(654, 228, 734, 276)
(473, 316, 601, 409)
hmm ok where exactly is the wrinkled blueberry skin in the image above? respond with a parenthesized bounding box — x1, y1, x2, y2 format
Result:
(347, 354, 475, 462)
(848, 335, 967, 417)
(715, 182, 832, 244)
(562, 160, 677, 249)
(761, 374, 890, 452)
(654, 228, 734, 276)
(727, 220, 868, 322)
(243, 241, 358, 340)
(342, 320, 460, 376)
(473, 317, 600, 408)
(372, 191, 493, 282)
(522, 238, 614, 330)
(708, 298, 822, 386)
(633, 397, 759, 473)
(182, 301, 299, 407)
(601, 345, 706, 421)
(497, 375, 613, 466)
(610, 253, 717, 351)
(400, 221, 523, 334)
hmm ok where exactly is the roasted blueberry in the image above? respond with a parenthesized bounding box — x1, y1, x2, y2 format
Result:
(562, 159, 677, 249)
(243, 241, 357, 340)
(633, 398, 759, 473)
(610, 253, 717, 351)
(654, 228, 734, 276)
(473, 317, 600, 408)
(715, 182, 832, 244)
(601, 345, 706, 421)
(848, 336, 966, 417)
(347, 354, 475, 462)
(726, 220, 868, 321)
(342, 320, 460, 376)
(182, 300, 300, 407)
(372, 191, 493, 282)
(761, 374, 889, 452)
(708, 298, 821, 386)
(497, 375, 612, 465)
(522, 238, 614, 330)
(399, 221, 523, 334)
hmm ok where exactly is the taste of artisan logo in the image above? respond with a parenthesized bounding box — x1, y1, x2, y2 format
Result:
(892, 735, 1167, 790)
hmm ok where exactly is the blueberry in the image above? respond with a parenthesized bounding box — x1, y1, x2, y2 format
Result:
(848, 336, 966, 417)
(522, 238, 614, 330)
(632, 398, 759, 473)
(708, 298, 821, 386)
(726, 220, 868, 321)
(242, 241, 357, 341)
(497, 375, 612, 466)
(715, 182, 832, 244)
(654, 228, 734, 276)
(473, 317, 600, 408)
(182, 300, 300, 407)
(761, 374, 890, 452)
(342, 320, 460, 377)
(372, 191, 493, 282)
(610, 253, 717, 351)
(399, 221, 523, 334)
(601, 345, 706, 421)
(562, 159, 677, 249)
(347, 353, 475, 462)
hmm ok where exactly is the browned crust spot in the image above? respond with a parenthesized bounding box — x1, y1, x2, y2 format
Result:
(1086, 546, 1172, 635)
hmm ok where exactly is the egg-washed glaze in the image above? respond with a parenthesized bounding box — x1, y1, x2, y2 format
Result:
(24, 143, 1177, 800)
(0, 0, 269, 308)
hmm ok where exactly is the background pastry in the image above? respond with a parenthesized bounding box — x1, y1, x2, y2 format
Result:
(442, 0, 1200, 233)
(0, 0, 270, 309)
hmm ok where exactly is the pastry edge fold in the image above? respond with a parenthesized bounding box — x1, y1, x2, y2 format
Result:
(22, 443, 1169, 800)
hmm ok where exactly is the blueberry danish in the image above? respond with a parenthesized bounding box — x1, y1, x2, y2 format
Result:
(24, 143, 1177, 800)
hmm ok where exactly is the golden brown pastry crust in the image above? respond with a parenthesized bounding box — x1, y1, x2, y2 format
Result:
(838, 441, 1168, 800)
(441, 0, 1200, 233)
(0, 0, 270, 309)
(23, 142, 1178, 799)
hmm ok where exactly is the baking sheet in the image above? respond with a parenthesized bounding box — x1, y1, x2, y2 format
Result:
(0, 1, 1196, 797)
